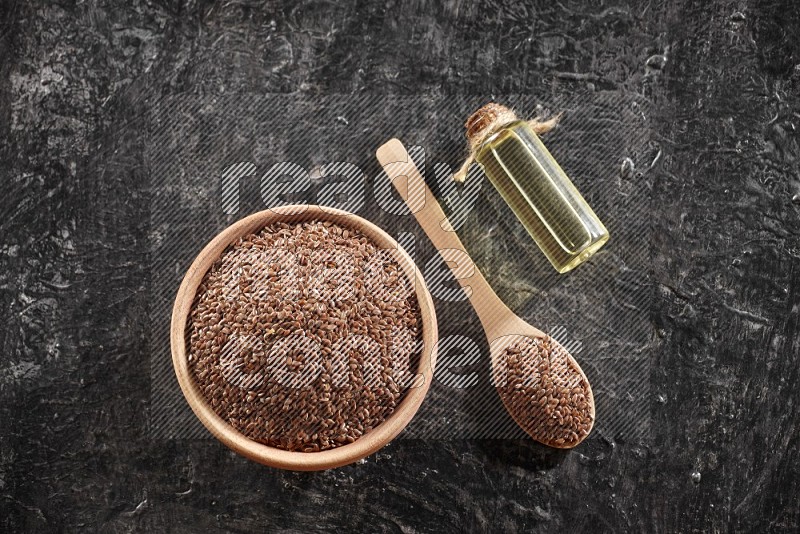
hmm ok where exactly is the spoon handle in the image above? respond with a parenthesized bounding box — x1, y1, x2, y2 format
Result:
(376, 138, 514, 329)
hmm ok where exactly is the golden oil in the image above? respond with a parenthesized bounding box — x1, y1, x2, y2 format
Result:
(472, 118, 609, 273)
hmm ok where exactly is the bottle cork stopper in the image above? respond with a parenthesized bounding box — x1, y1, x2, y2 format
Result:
(454, 102, 561, 183)
(464, 103, 520, 150)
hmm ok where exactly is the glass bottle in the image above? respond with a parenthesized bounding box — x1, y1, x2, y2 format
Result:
(469, 107, 609, 274)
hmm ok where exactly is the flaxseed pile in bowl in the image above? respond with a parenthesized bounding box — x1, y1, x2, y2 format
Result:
(186, 217, 424, 453)
(172, 207, 437, 470)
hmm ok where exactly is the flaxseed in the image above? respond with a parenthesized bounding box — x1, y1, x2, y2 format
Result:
(188, 220, 422, 452)
(498, 336, 593, 447)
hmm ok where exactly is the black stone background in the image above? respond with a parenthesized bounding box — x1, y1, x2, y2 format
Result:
(1, 0, 799, 532)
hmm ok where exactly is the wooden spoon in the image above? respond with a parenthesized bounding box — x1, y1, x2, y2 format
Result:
(376, 138, 595, 448)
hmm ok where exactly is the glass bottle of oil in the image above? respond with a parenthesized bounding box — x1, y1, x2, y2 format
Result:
(468, 107, 609, 273)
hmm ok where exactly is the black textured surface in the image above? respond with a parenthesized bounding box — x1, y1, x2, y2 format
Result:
(1, 1, 799, 532)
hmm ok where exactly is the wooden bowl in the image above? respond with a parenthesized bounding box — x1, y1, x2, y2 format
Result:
(171, 205, 438, 471)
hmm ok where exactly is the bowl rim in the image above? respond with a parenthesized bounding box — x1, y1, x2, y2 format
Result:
(170, 205, 438, 471)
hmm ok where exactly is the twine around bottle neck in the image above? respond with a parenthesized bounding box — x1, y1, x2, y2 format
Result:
(453, 103, 560, 183)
